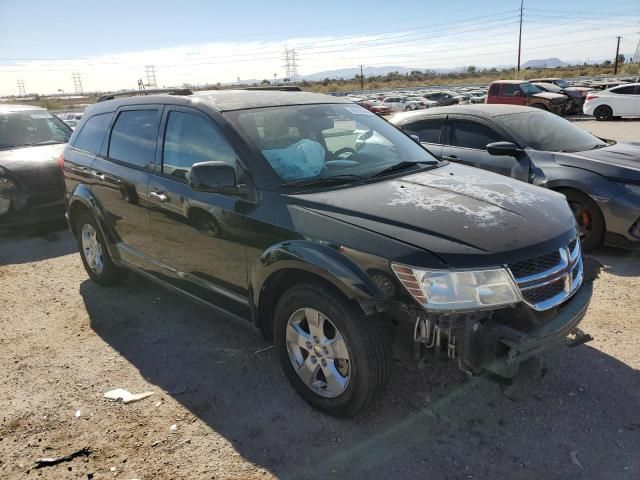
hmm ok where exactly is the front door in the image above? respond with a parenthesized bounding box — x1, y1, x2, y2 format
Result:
(442, 117, 530, 181)
(498, 83, 526, 106)
(400, 116, 445, 159)
(90, 106, 161, 268)
(146, 106, 250, 317)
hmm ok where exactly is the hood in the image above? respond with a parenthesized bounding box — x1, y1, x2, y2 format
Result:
(290, 164, 575, 266)
(532, 92, 566, 101)
(0, 144, 65, 190)
(554, 142, 640, 182)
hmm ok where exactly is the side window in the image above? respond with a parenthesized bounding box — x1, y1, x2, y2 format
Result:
(403, 118, 443, 144)
(449, 120, 502, 150)
(108, 109, 159, 168)
(488, 84, 500, 96)
(610, 86, 635, 95)
(501, 84, 519, 96)
(162, 111, 237, 181)
(73, 113, 113, 154)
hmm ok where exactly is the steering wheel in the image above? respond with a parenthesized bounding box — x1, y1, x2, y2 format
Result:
(332, 147, 357, 159)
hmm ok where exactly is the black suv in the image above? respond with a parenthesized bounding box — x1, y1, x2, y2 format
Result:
(64, 89, 593, 417)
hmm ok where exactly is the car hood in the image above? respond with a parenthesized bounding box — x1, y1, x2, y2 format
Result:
(532, 92, 566, 101)
(554, 142, 640, 182)
(0, 144, 65, 190)
(290, 163, 575, 266)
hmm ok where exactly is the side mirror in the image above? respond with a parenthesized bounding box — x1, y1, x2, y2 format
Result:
(486, 141, 523, 157)
(188, 161, 247, 195)
(409, 134, 421, 143)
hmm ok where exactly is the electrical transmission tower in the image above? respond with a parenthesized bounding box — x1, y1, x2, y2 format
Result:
(632, 38, 640, 64)
(17, 80, 26, 96)
(72, 72, 84, 94)
(145, 65, 158, 88)
(283, 48, 299, 84)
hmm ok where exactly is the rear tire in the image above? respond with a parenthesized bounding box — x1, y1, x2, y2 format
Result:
(75, 212, 128, 286)
(593, 105, 613, 121)
(562, 189, 605, 251)
(274, 282, 391, 417)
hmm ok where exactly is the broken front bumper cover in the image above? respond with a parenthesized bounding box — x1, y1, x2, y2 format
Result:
(486, 281, 593, 378)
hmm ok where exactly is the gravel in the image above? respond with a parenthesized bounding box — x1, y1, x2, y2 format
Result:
(1, 120, 639, 479)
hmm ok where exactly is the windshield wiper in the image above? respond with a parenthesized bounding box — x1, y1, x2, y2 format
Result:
(284, 174, 366, 189)
(369, 160, 433, 179)
(590, 143, 607, 150)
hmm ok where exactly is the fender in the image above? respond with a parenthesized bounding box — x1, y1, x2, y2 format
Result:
(67, 184, 122, 263)
(250, 240, 386, 321)
(533, 165, 625, 205)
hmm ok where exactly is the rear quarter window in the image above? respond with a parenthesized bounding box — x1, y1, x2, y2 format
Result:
(73, 113, 113, 154)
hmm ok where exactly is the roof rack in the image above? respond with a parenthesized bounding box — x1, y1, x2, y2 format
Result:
(97, 88, 193, 103)
(242, 86, 302, 92)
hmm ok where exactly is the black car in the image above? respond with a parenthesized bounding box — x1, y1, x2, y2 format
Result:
(391, 105, 640, 250)
(0, 105, 71, 231)
(64, 89, 592, 417)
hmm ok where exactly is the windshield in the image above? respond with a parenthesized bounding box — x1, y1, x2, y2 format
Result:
(226, 103, 440, 185)
(0, 110, 71, 150)
(495, 111, 607, 152)
(537, 83, 562, 93)
(520, 83, 542, 95)
(555, 79, 570, 88)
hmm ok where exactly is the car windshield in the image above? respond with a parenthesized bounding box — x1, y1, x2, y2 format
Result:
(520, 83, 542, 95)
(554, 79, 570, 88)
(537, 83, 562, 93)
(0, 110, 71, 150)
(226, 103, 440, 185)
(495, 111, 607, 152)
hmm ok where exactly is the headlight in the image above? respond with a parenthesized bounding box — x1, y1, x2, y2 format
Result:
(391, 264, 521, 312)
(622, 183, 640, 196)
(0, 177, 16, 193)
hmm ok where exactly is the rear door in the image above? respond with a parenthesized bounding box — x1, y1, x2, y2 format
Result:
(442, 116, 530, 181)
(145, 106, 250, 316)
(499, 83, 526, 106)
(399, 116, 445, 158)
(90, 106, 161, 266)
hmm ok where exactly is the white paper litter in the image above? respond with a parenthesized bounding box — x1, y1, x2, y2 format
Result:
(103, 388, 154, 404)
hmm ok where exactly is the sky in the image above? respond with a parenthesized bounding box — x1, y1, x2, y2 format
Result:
(0, 0, 639, 95)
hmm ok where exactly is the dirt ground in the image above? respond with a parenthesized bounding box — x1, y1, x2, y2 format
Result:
(1, 121, 639, 480)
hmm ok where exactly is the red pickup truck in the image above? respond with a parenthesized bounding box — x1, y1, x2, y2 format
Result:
(486, 80, 569, 115)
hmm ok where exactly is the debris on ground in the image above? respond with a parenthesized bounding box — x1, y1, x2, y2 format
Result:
(169, 424, 178, 433)
(254, 345, 275, 354)
(34, 447, 92, 468)
(570, 450, 584, 469)
(75, 410, 81, 418)
(104, 388, 154, 404)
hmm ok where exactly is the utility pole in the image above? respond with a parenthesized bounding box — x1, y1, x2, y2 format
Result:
(359, 65, 364, 90)
(517, 0, 524, 75)
(145, 65, 157, 88)
(72, 72, 83, 94)
(614, 36, 621, 74)
(17, 80, 26, 97)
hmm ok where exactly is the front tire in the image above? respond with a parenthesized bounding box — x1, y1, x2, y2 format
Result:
(593, 105, 613, 121)
(75, 212, 128, 286)
(563, 190, 605, 251)
(274, 282, 391, 417)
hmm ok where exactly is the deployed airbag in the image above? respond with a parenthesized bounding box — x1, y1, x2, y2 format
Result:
(262, 139, 325, 180)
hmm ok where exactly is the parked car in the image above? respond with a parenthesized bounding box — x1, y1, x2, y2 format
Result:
(0, 104, 71, 231)
(406, 96, 438, 109)
(531, 82, 588, 114)
(58, 112, 83, 129)
(486, 80, 569, 114)
(583, 83, 640, 120)
(391, 104, 640, 250)
(358, 100, 391, 115)
(421, 91, 459, 107)
(64, 89, 592, 417)
(381, 96, 424, 112)
(469, 91, 487, 103)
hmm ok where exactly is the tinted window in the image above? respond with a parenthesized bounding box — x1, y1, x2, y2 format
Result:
(73, 113, 113, 154)
(610, 85, 636, 95)
(488, 84, 500, 96)
(403, 118, 443, 144)
(108, 110, 158, 168)
(0, 111, 71, 150)
(162, 111, 237, 181)
(501, 84, 519, 96)
(450, 120, 501, 149)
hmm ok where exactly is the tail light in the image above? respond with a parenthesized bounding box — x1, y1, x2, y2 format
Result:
(586, 94, 598, 101)
(57, 151, 65, 170)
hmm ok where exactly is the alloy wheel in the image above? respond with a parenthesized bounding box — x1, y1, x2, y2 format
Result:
(81, 224, 104, 275)
(285, 307, 351, 398)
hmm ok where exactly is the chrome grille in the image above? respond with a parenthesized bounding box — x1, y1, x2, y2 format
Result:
(509, 239, 583, 311)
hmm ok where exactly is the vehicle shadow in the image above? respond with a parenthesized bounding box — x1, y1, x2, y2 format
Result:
(589, 246, 640, 277)
(81, 275, 640, 480)
(0, 223, 77, 265)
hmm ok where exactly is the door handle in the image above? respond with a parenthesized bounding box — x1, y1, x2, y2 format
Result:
(91, 171, 105, 181)
(149, 191, 170, 203)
